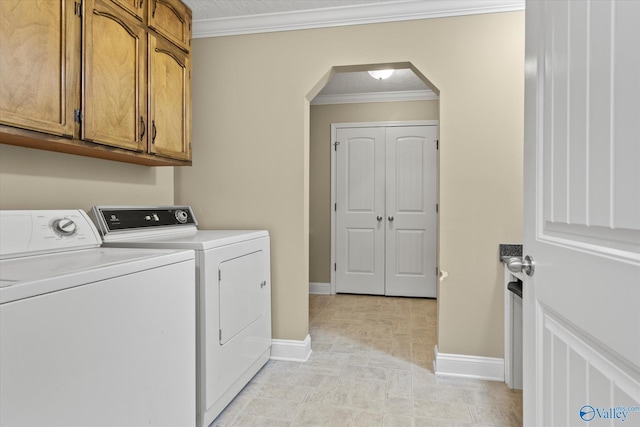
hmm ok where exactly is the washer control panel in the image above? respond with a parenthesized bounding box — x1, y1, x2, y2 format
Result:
(0, 210, 102, 259)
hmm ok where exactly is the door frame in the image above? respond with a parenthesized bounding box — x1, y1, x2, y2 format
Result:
(330, 120, 440, 295)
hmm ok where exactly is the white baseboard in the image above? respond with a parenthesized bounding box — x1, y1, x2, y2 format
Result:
(433, 345, 504, 382)
(309, 282, 331, 295)
(270, 335, 312, 362)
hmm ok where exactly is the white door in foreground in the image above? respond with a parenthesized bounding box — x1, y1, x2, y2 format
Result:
(523, 1, 640, 425)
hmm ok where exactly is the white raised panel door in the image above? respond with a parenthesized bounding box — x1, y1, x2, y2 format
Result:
(524, 1, 640, 425)
(335, 127, 386, 295)
(385, 126, 438, 297)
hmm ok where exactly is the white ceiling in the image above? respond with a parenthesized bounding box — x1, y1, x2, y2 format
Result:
(312, 69, 436, 105)
(182, 0, 524, 104)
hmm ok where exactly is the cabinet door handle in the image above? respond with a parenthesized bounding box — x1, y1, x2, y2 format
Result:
(152, 0, 157, 17)
(139, 0, 143, 8)
(388, 216, 394, 222)
(140, 116, 146, 141)
(152, 120, 157, 144)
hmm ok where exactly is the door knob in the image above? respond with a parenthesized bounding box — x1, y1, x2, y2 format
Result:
(376, 216, 383, 221)
(388, 216, 394, 222)
(506, 255, 535, 277)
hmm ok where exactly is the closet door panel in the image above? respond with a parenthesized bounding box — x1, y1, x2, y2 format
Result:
(385, 125, 438, 298)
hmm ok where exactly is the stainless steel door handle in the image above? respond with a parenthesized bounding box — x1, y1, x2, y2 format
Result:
(376, 216, 383, 221)
(388, 216, 394, 222)
(506, 255, 535, 277)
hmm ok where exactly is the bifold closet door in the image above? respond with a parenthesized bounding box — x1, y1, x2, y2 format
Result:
(385, 125, 438, 298)
(335, 127, 386, 295)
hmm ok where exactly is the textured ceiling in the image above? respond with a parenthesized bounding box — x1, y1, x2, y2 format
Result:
(183, 0, 412, 20)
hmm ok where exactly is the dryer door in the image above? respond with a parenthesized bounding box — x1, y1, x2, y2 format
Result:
(218, 250, 265, 344)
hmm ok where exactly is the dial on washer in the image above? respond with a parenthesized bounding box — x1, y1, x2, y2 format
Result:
(53, 218, 77, 236)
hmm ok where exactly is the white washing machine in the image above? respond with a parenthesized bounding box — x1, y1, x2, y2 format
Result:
(90, 206, 272, 427)
(0, 210, 196, 427)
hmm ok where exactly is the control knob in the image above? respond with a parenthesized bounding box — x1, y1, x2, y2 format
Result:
(53, 218, 77, 236)
(175, 210, 189, 224)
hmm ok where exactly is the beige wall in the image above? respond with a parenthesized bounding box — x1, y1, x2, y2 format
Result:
(0, 144, 174, 211)
(178, 11, 524, 357)
(309, 100, 440, 283)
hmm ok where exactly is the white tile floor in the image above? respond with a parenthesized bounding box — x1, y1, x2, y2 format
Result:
(211, 294, 522, 427)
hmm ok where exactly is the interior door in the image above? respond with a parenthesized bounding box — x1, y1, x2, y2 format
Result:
(385, 126, 438, 297)
(335, 127, 386, 295)
(335, 124, 438, 297)
(523, 1, 640, 425)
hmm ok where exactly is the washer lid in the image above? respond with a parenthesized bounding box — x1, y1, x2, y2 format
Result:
(0, 247, 194, 304)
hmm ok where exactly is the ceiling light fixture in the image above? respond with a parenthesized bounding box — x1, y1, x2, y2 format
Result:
(368, 69, 394, 80)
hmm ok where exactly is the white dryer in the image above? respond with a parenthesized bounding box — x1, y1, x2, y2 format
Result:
(0, 210, 196, 427)
(90, 206, 272, 427)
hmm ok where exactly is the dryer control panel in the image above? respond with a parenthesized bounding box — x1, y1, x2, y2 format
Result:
(90, 206, 198, 239)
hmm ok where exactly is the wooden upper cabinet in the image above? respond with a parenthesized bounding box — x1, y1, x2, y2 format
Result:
(110, 0, 145, 21)
(148, 0, 191, 52)
(0, 0, 80, 138)
(0, 0, 191, 165)
(82, 0, 146, 152)
(148, 34, 191, 161)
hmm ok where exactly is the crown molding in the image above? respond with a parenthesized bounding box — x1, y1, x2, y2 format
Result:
(311, 90, 438, 105)
(192, 0, 525, 38)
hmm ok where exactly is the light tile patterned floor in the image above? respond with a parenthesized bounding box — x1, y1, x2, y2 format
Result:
(211, 294, 522, 427)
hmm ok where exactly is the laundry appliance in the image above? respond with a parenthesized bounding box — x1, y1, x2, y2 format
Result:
(0, 210, 196, 427)
(90, 206, 272, 427)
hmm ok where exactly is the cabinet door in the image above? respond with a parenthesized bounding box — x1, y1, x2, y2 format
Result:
(83, 0, 146, 152)
(110, 0, 145, 21)
(0, 0, 80, 138)
(148, 34, 191, 160)
(148, 0, 191, 52)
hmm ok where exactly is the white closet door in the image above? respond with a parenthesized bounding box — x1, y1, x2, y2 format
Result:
(385, 125, 438, 297)
(335, 127, 386, 295)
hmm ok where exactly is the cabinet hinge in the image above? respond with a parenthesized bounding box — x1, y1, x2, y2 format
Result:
(436, 203, 439, 213)
(436, 139, 439, 150)
(74, 109, 82, 124)
(74, 1, 82, 17)
(218, 270, 221, 281)
(219, 330, 222, 341)
(334, 203, 337, 212)
(334, 263, 337, 271)
(436, 267, 439, 276)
